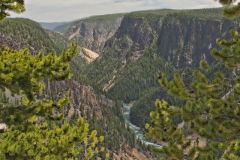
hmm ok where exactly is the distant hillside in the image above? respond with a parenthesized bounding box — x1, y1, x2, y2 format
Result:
(0, 18, 60, 53)
(40, 22, 67, 30)
(54, 13, 125, 34)
(128, 8, 224, 19)
(54, 13, 124, 53)
(45, 29, 69, 51)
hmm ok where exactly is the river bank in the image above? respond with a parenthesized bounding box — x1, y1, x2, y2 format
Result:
(122, 103, 162, 149)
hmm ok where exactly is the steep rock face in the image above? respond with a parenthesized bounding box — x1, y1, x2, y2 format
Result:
(80, 47, 100, 63)
(0, 33, 35, 53)
(105, 16, 155, 60)
(65, 15, 123, 52)
(84, 13, 235, 102)
(105, 15, 235, 67)
(156, 16, 234, 67)
(46, 80, 106, 120)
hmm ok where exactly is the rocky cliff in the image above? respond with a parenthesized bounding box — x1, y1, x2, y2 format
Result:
(60, 14, 123, 53)
(105, 11, 235, 67)
(80, 47, 100, 63)
(46, 80, 105, 120)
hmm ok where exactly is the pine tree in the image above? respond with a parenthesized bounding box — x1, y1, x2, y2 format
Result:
(0, 46, 109, 160)
(0, 2, 109, 159)
(217, 0, 240, 17)
(145, 2, 240, 160)
(0, 0, 25, 20)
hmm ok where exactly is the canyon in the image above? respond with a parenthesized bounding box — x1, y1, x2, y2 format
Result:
(0, 7, 237, 159)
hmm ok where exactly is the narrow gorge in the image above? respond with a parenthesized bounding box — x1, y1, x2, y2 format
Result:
(56, 8, 237, 130)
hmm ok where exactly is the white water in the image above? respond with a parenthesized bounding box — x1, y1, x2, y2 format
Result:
(123, 103, 162, 149)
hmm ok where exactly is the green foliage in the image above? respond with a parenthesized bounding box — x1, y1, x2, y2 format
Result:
(0, 46, 109, 159)
(146, 31, 240, 159)
(217, 0, 240, 17)
(0, 117, 108, 160)
(0, 46, 75, 99)
(0, 0, 25, 20)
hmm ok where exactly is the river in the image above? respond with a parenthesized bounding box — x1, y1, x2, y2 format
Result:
(122, 103, 162, 149)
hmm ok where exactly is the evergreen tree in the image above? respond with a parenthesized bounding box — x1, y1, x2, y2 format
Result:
(217, 0, 240, 17)
(0, 46, 109, 160)
(0, 0, 25, 20)
(145, 2, 240, 159)
(0, 2, 109, 159)
(146, 32, 240, 160)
